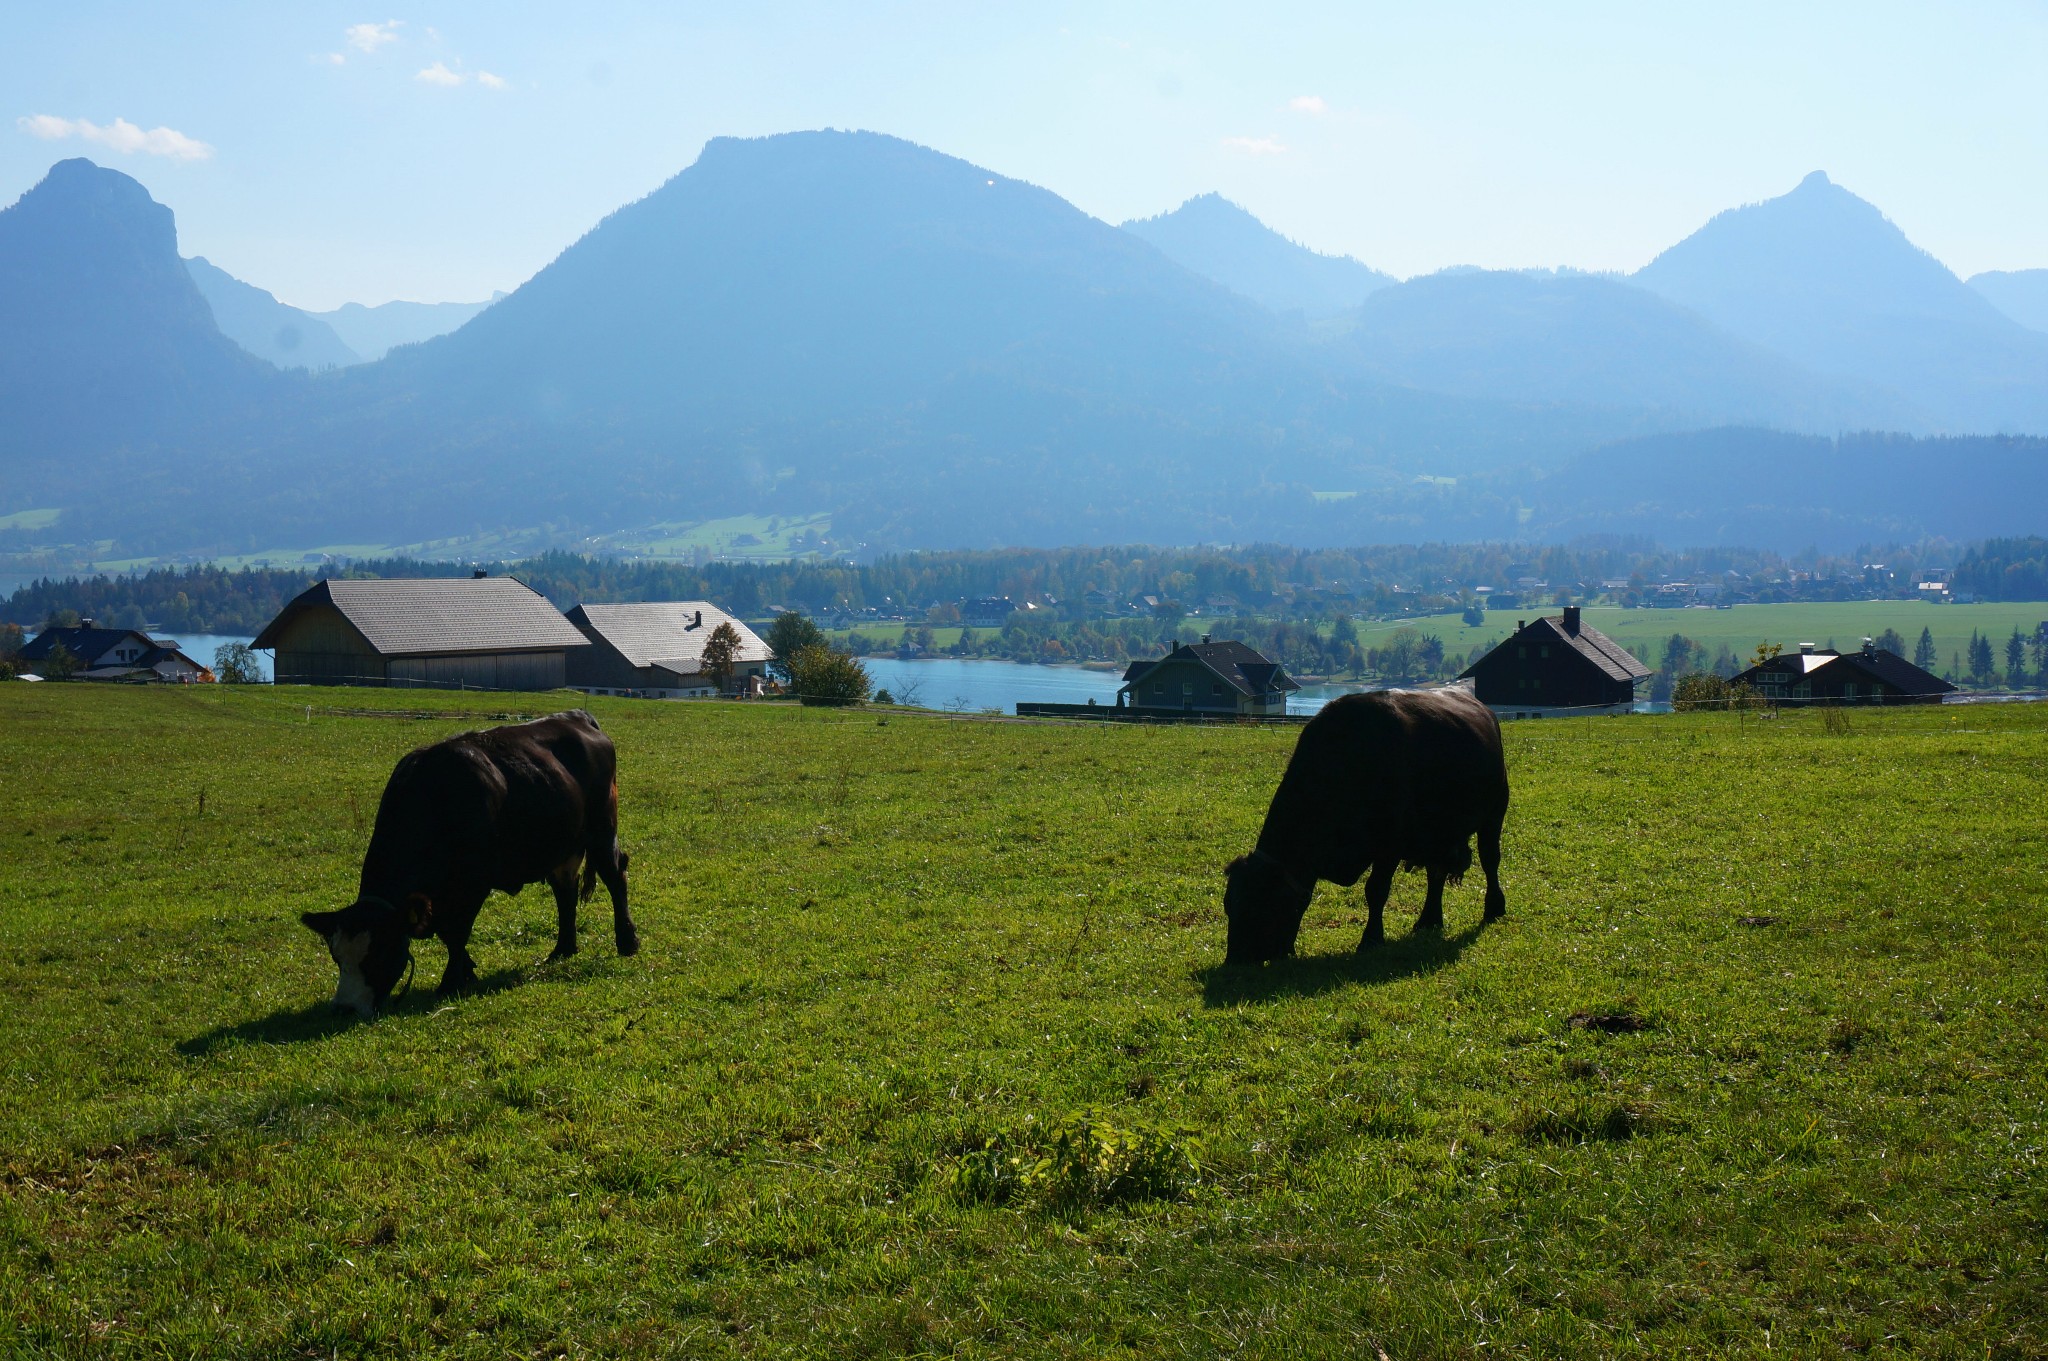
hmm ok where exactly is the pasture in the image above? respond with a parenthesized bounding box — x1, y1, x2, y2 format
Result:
(1, 685, 2044, 1358)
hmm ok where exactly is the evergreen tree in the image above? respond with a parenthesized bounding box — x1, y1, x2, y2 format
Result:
(2006, 628, 2027, 687)
(1914, 627, 1937, 671)
(1967, 632, 1995, 686)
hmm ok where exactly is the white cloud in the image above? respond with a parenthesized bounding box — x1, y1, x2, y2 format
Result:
(475, 70, 507, 90)
(345, 20, 403, 55)
(1288, 95, 1328, 115)
(18, 114, 214, 161)
(1221, 135, 1288, 156)
(415, 61, 464, 86)
(319, 52, 347, 66)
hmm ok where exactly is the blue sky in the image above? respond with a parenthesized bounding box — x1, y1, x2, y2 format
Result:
(5, 2, 2045, 310)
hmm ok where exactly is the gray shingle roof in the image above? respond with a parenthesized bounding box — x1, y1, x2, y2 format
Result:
(253, 577, 589, 656)
(565, 602, 773, 673)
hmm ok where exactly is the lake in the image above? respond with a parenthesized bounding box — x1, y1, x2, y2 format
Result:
(180, 643, 1362, 714)
(863, 657, 1366, 716)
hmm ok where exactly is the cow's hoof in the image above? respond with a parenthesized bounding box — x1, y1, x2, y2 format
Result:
(547, 944, 578, 963)
(1356, 934, 1385, 952)
(1484, 905, 1506, 922)
(616, 933, 640, 957)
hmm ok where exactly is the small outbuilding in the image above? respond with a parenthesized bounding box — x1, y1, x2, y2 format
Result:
(253, 575, 589, 689)
(1459, 607, 1649, 718)
(1732, 641, 1954, 705)
(1118, 636, 1299, 716)
(563, 602, 774, 698)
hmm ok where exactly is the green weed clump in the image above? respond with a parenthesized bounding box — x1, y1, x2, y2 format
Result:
(949, 1110, 1201, 1213)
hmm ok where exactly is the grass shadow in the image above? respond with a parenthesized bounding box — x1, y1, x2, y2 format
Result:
(1195, 920, 1490, 1007)
(176, 965, 530, 1057)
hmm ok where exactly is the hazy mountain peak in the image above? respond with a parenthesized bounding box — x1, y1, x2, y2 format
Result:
(1121, 192, 1392, 317)
(7, 157, 179, 257)
(1967, 269, 2048, 333)
(184, 256, 360, 370)
(1635, 171, 2048, 430)
(0, 158, 267, 453)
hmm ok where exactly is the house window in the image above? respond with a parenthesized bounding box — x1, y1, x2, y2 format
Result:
(1182, 682, 1194, 695)
(1540, 645, 1550, 658)
(1212, 683, 1223, 696)
(1517, 646, 1527, 659)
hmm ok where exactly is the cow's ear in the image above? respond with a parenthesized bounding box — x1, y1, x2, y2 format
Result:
(301, 910, 340, 936)
(404, 893, 435, 937)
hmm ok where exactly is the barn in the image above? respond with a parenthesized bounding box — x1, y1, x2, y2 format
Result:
(1459, 606, 1649, 718)
(563, 602, 774, 697)
(252, 575, 589, 689)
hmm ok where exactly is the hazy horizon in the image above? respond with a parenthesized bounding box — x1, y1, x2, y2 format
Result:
(6, 3, 2046, 310)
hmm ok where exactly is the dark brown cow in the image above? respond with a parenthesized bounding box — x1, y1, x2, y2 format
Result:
(1223, 688, 1509, 966)
(301, 710, 638, 1016)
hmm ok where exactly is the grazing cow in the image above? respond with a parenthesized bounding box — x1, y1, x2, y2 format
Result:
(1223, 688, 1508, 966)
(301, 710, 638, 1017)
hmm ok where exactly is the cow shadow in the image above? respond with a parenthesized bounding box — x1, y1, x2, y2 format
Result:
(176, 966, 528, 1057)
(1195, 920, 1489, 1007)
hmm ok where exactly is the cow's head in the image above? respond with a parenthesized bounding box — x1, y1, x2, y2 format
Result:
(300, 894, 432, 1018)
(1222, 853, 1313, 967)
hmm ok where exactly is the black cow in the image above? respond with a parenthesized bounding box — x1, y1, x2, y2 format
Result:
(1223, 688, 1509, 966)
(301, 710, 638, 1017)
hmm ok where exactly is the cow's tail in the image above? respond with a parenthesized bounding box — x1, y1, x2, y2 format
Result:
(580, 840, 627, 902)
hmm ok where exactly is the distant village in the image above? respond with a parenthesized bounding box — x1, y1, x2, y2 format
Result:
(1, 567, 1998, 721)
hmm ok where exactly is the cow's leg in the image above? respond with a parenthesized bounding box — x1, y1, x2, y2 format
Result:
(596, 843, 638, 956)
(547, 863, 581, 961)
(435, 891, 487, 994)
(1479, 816, 1506, 922)
(1357, 859, 1397, 951)
(1415, 865, 1447, 934)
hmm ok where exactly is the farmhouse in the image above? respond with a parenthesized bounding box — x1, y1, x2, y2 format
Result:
(563, 602, 773, 698)
(1118, 636, 1299, 715)
(1733, 641, 1954, 705)
(18, 624, 213, 683)
(1460, 606, 1649, 718)
(252, 575, 589, 689)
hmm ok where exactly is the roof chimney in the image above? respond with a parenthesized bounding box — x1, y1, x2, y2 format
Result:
(472, 568, 488, 579)
(1563, 606, 1581, 636)
(1200, 633, 1211, 645)
(79, 617, 94, 630)
(1798, 642, 1815, 654)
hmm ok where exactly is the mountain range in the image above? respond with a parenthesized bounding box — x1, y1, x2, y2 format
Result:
(2, 135, 2045, 559)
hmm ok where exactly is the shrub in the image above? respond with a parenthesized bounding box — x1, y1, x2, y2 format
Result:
(786, 644, 871, 707)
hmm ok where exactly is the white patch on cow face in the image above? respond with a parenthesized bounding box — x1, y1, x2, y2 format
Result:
(327, 930, 375, 1018)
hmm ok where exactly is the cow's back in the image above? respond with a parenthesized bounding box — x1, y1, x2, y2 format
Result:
(1262, 688, 1506, 880)
(360, 711, 616, 897)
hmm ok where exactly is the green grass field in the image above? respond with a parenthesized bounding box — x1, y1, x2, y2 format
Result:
(3, 686, 2045, 1357)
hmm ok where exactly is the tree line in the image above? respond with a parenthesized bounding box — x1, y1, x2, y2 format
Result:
(9, 537, 2048, 640)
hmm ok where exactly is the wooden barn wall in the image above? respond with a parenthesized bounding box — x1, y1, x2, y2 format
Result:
(384, 651, 567, 691)
(272, 606, 385, 686)
(563, 641, 644, 690)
